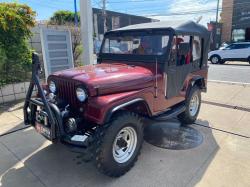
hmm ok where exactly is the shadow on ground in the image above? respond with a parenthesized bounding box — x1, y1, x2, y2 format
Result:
(0, 119, 219, 187)
(0, 122, 28, 137)
(0, 100, 24, 115)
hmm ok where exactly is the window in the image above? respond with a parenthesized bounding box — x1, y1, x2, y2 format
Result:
(226, 44, 236, 49)
(192, 36, 201, 61)
(234, 44, 244, 49)
(175, 35, 191, 66)
(226, 44, 249, 50)
(112, 16, 120, 30)
(102, 34, 170, 56)
(238, 44, 250, 49)
(232, 29, 245, 42)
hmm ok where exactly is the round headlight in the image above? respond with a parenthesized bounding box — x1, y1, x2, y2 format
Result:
(49, 81, 56, 93)
(76, 87, 87, 102)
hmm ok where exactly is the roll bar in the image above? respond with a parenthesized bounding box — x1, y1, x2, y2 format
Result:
(23, 53, 56, 139)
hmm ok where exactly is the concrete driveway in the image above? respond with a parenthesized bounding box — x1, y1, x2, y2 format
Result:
(0, 82, 250, 187)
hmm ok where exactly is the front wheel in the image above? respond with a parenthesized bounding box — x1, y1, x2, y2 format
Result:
(210, 55, 221, 64)
(94, 111, 144, 177)
(178, 86, 201, 125)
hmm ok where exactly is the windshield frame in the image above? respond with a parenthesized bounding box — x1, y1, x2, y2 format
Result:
(98, 29, 174, 64)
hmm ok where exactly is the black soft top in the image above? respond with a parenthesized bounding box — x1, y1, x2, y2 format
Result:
(108, 20, 209, 39)
(101, 20, 210, 65)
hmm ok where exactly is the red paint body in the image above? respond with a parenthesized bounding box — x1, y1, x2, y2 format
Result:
(48, 60, 207, 125)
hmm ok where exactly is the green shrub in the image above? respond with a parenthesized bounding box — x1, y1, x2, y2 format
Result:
(0, 3, 35, 86)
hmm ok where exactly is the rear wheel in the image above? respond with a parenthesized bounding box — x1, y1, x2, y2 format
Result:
(94, 111, 144, 177)
(178, 86, 201, 125)
(210, 55, 221, 64)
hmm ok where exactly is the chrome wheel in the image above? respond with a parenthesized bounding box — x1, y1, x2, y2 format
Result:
(189, 93, 199, 117)
(211, 56, 219, 64)
(112, 126, 137, 164)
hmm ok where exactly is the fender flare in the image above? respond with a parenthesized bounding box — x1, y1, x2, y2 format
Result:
(186, 76, 206, 98)
(104, 98, 151, 123)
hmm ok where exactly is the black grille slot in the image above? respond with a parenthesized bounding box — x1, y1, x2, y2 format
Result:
(55, 78, 78, 106)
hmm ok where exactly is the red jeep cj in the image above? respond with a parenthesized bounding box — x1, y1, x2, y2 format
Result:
(24, 21, 209, 177)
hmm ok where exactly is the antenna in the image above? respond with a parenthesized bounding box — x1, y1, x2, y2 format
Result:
(155, 58, 158, 98)
(196, 16, 203, 23)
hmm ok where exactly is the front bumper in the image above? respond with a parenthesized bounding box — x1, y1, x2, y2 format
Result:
(24, 97, 93, 151)
(24, 53, 95, 153)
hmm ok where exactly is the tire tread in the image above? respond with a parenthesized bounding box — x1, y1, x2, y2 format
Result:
(94, 111, 143, 177)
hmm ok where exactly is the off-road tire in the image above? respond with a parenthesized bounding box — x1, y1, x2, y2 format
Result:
(178, 86, 201, 125)
(94, 111, 144, 177)
(210, 55, 221, 64)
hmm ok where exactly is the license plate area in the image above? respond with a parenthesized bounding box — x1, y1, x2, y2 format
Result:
(35, 110, 51, 140)
(35, 122, 51, 140)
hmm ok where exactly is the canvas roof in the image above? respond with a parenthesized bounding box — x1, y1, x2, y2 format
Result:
(110, 20, 209, 39)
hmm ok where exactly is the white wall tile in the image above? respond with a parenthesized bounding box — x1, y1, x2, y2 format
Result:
(14, 83, 26, 94)
(3, 95, 15, 103)
(1, 84, 14, 96)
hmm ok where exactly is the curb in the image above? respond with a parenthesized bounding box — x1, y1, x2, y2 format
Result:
(208, 80, 250, 87)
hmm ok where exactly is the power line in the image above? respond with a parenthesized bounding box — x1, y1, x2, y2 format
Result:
(122, 3, 250, 17)
(107, 0, 162, 3)
(145, 8, 222, 17)
(19, 0, 250, 22)
(107, 0, 250, 14)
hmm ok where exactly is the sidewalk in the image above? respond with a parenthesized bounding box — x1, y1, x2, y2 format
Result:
(0, 82, 250, 187)
(203, 81, 250, 109)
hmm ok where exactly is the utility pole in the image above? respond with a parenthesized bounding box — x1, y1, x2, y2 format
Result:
(102, 0, 107, 33)
(215, 0, 221, 50)
(79, 0, 94, 65)
(216, 0, 220, 23)
(74, 0, 78, 27)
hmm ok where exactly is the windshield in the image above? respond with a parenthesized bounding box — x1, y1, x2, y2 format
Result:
(101, 33, 170, 56)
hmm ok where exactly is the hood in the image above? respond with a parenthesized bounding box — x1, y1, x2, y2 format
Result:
(50, 63, 154, 96)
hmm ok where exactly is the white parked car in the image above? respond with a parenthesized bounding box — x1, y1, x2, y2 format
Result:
(219, 42, 229, 50)
(208, 42, 250, 64)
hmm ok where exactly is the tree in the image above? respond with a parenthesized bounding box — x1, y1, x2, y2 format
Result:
(50, 10, 80, 25)
(0, 3, 36, 85)
(49, 10, 82, 66)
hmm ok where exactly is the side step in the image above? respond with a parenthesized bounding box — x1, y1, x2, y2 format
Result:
(152, 103, 186, 121)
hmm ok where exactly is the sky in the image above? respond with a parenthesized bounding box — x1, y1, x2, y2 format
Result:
(1, 0, 222, 26)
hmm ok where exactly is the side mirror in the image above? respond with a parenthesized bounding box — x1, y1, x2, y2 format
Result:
(178, 43, 190, 55)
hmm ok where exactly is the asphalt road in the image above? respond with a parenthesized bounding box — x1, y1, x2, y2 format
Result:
(208, 61, 250, 83)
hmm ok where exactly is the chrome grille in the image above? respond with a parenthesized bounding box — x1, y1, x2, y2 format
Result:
(54, 78, 78, 106)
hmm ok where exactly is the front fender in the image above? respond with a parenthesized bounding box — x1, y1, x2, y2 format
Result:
(84, 88, 154, 124)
